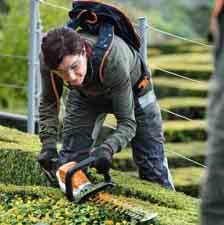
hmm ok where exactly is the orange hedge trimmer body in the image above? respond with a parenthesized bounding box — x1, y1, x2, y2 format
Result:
(56, 156, 157, 224)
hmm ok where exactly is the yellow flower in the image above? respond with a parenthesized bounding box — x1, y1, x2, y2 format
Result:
(16, 215, 24, 220)
(105, 220, 114, 225)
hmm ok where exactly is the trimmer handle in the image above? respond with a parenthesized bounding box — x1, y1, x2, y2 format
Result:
(103, 172, 111, 182)
(65, 156, 111, 201)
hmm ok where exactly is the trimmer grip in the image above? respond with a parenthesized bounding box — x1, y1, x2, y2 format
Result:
(65, 156, 96, 201)
(103, 172, 111, 182)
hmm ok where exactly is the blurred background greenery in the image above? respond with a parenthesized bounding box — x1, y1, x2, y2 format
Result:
(0, 0, 214, 113)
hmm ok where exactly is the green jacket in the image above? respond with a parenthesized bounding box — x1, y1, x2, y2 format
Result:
(39, 32, 147, 153)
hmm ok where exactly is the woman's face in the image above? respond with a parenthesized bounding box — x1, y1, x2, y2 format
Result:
(53, 51, 87, 87)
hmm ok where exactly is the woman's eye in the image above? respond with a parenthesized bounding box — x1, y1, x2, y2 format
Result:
(71, 63, 79, 70)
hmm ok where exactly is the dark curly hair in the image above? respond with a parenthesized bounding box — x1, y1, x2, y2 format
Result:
(41, 27, 85, 69)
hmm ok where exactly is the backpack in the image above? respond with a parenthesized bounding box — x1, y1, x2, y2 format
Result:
(67, 0, 140, 51)
(67, 0, 151, 95)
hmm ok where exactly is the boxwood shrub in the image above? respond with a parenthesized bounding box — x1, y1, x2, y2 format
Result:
(159, 97, 206, 120)
(151, 41, 211, 55)
(153, 77, 208, 98)
(151, 63, 213, 81)
(103, 117, 207, 142)
(0, 184, 130, 225)
(0, 183, 199, 225)
(150, 53, 212, 66)
(113, 142, 206, 170)
(0, 126, 200, 225)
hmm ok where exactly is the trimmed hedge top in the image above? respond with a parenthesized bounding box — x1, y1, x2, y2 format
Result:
(159, 97, 207, 109)
(153, 77, 208, 91)
(0, 125, 200, 224)
(150, 53, 212, 65)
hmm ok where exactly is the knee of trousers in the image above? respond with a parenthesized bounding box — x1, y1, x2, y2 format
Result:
(138, 158, 173, 189)
(131, 141, 173, 188)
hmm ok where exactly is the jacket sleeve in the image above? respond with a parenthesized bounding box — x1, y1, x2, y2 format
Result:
(39, 55, 63, 149)
(102, 40, 137, 153)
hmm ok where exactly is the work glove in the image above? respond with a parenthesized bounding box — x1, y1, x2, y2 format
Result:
(90, 145, 113, 175)
(37, 147, 59, 186)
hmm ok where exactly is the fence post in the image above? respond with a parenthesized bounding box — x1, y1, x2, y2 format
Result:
(28, 0, 39, 133)
(138, 17, 148, 63)
(35, 6, 42, 132)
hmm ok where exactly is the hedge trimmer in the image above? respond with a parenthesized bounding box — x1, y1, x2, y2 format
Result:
(56, 156, 157, 224)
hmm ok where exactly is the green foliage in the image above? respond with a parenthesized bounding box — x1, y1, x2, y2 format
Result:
(153, 77, 208, 98)
(164, 120, 206, 142)
(124, 166, 203, 198)
(0, 125, 200, 225)
(112, 144, 205, 197)
(159, 97, 207, 109)
(152, 63, 213, 80)
(103, 117, 207, 142)
(151, 53, 212, 65)
(159, 97, 207, 120)
(0, 183, 199, 225)
(0, 0, 9, 15)
(113, 142, 206, 170)
(150, 41, 211, 55)
(0, 186, 129, 225)
(0, 0, 70, 111)
(171, 167, 203, 197)
(0, 0, 29, 109)
(165, 141, 205, 168)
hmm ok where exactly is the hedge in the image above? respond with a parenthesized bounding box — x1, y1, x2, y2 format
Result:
(112, 142, 206, 170)
(0, 125, 200, 204)
(105, 96, 207, 122)
(151, 63, 213, 81)
(159, 97, 207, 120)
(0, 184, 199, 225)
(164, 120, 206, 142)
(151, 40, 211, 54)
(161, 107, 205, 121)
(0, 126, 200, 225)
(148, 48, 162, 57)
(153, 77, 208, 98)
(0, 184, 130, 225)
(103, 116, 207, 142)
(124, 166, 203, 198)
(177, 45, 212, 54)
(150, 53, 212, 66)
(165, 142, 206, 168)
(171, 167, 203, 197)
(112, 145, 205, 197)
(0, 125, 200, 206)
